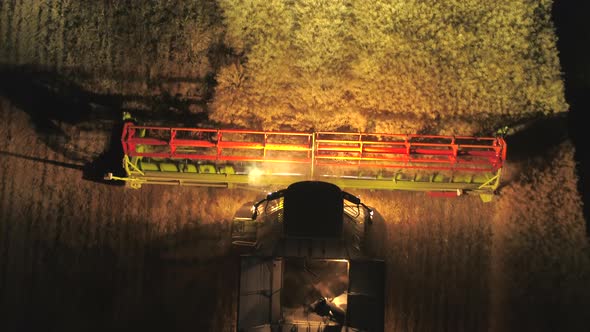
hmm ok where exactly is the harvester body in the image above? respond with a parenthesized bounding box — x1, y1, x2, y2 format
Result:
(232, 181, 384, 332)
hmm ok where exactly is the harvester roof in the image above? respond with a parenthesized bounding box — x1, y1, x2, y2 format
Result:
(283, 181, 343, 238)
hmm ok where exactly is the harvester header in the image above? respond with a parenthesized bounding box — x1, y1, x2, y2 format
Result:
(106, 120, 506, 201)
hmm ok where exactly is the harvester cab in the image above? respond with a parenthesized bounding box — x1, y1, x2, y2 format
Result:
(231, 180, 385, 331)
(232, 181, 374, 255)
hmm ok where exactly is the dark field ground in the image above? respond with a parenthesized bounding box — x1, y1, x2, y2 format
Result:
(1, 1, 590, 332)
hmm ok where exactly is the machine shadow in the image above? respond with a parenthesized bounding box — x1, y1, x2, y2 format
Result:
(0, 64, 211, 184)
(364, 209, 388, 260)
(552, 0, 590, 235)
(503, 112, 569, 164)
(0, 150, 85, 170)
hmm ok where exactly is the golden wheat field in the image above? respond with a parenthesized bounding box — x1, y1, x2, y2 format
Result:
(0, 1, 589, 332)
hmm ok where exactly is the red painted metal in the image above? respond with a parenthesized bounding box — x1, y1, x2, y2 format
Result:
(121, 123, 506, 172)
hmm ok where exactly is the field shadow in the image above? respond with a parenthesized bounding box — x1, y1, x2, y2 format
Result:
(0, 216, 239, 332)
(0, 150, 84, 170)
(0, 65, 115, 134)
(0, 64, 214, 184)
(503, 112, 569, 163)
(138, 222, 239, 332)
(0, 64, 211, 127)
(552, 1, 590, 236)
(365, 209, 387, 259)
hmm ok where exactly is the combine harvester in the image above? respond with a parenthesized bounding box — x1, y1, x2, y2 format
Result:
(106, 117, 507, 202)
(103, 116, 507, 331)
